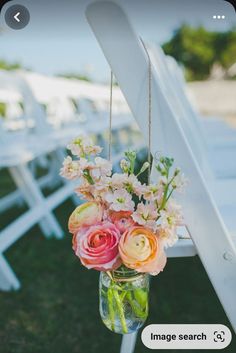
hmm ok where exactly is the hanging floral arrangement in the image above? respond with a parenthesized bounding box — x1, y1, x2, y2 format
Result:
(60, 135, 186, 334)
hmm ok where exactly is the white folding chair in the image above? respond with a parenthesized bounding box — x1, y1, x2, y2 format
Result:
(86, 3, 236, 353)
(0, 72, 80, 290)
(146, 46, 236, 217)
(0, 67, 145, 291)
(0, 70, 64, 235)
(148, 45, 236, 179)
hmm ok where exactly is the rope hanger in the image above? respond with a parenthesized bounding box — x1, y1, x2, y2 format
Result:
(108, 70, 113, 162)
(108, 38, 152, 183)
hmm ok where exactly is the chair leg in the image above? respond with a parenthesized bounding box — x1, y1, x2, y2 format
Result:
(54, 149, 80, 206)
(9, 166, 50, 237)
(120, 332, 138, 353)
(0, 254, 20, 291)
(9, 165, 63, 239)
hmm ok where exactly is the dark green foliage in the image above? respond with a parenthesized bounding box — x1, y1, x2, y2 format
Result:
(162, 25, 236, 81)
(57, 74, 91, 82)
(0, 102, 6, 118)
(0, 60, 21, 71)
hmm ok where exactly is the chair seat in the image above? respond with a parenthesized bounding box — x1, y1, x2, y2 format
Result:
(166, 237, 197, 258)
(219, 205, 236, 237)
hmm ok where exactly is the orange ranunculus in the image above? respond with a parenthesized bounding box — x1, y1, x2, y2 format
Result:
(119, 226, 166, 275)
(68, 201, 103, 234)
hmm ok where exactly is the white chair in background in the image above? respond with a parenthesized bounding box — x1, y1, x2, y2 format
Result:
(0, 67, 145, 291)
(0, 71, 79, 290)
(0, 71, 61, 209)
(0, 70, 63, 229)
(22, 70, 138, 154)
(86, 3, 236, 353)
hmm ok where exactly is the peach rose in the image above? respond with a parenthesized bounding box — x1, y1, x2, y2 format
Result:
(119, 226, 166, 275)
(73, 221, 121, 271)
(108, 210, 136, 233)
(68, 202, 103, 234)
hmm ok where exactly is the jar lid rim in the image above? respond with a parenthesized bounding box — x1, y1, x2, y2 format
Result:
(111, 269, 143, 280)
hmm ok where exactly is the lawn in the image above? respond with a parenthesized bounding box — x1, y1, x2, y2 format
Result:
(0, 169, 235, 353)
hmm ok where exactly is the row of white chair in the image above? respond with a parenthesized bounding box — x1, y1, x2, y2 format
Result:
(0, 69, 144, 291)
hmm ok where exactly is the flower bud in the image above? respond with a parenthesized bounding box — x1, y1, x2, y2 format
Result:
(120, 159, 130, 172)
(139, 161, 150, 174)
(68, 202, 103, 234)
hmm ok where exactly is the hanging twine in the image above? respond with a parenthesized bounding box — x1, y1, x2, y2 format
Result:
(108, 39, 152, 183)
(108, 70, 113, 161)
(139, 38, 152, 184)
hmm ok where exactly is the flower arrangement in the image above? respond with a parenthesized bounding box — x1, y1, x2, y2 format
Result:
(60, 135, 186, 334)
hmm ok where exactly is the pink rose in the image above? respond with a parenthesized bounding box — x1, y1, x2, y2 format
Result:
(73, 222, 121, 271)
(108, 210, 136, 233)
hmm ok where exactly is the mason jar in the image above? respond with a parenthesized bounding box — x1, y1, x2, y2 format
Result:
(99, 268, 150, 334)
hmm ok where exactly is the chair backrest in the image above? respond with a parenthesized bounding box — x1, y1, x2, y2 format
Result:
(0, 70, 51, 135)
(164, 53, 208, 141)
(148, 45, 214, 181)
(153, 46, 207, 144)
(86, 0, 236, 330)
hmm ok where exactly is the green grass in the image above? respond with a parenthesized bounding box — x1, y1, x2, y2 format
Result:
(0, 169, 235, 353)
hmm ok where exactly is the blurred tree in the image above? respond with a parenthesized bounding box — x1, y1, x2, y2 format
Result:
(219, 31, 236, 69)
(0, 59, 21, 71)
(162, 25, 236, 81)
(0, 102, 6, 118)
(58, 73, 91, 82)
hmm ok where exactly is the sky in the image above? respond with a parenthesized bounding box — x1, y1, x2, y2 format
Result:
(0, 0, 235, 82)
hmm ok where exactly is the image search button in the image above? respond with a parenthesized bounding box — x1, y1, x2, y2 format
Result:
(4, 4, 30, 30)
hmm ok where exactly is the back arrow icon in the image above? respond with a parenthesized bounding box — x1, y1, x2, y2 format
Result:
(14, 12, 20, 22)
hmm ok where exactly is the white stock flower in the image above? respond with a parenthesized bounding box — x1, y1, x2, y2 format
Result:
(78, 157, 94, 171)
(171, 173, 188, 192)
(132, 202, 158, 231)
(157, 226, 178, 248)
(94, 157, 112, 177)
(67, 135, 102, 157)
(159, 199, 183, 228)
(60, 156, 80, 180)
(111, 173, 128, 189)
(104, 189, 135, 211)
(120, 159, 130, 172)
(124, 174, 143, 196)
(143, 183, 164, 202)
(75, 182, 95, 201)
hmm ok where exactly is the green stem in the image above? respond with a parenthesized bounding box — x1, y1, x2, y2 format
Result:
(126, 291, 147, 319)
(165, 188, 174, 204)
(112, 288, 128, 334)
(120, 291, 127, 302)
(133, 288, 148, 310)
(159, 174, 175, 211)
(83, 169, 95, 185)
(107, 287, 115, 331)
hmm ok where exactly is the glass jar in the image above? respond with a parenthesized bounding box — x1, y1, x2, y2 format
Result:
(99, 268, 150, 334)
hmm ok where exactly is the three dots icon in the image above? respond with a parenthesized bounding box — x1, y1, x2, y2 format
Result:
(213, 15, 225, 19)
